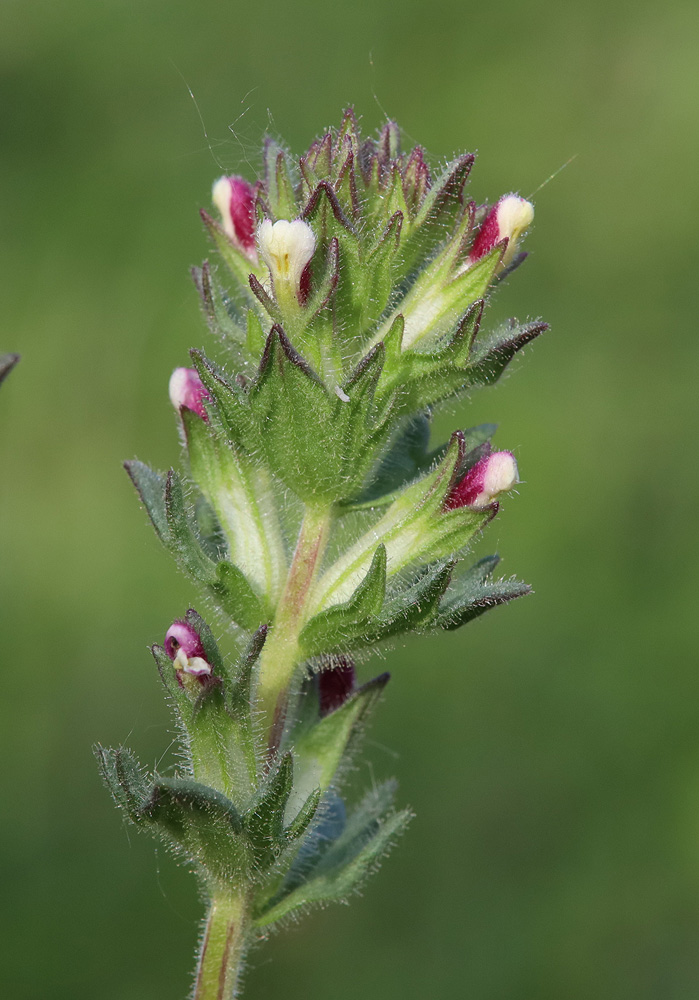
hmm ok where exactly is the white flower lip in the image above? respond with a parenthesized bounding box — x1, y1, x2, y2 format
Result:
(496, 195, 534, 264)
(472, 451, 519, 508)
(257, 219, 316, 292)
(212, 177, 235, 240)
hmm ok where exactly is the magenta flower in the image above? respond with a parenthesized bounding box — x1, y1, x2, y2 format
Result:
(468, 194, 534, 268)
(445, 451, 519, 510)
(168, 367, 210, 420)
(164, 620, 212, 681)
(212, 175, 258, 260)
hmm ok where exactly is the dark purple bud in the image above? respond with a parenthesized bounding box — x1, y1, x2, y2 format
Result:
(318, 655, 356, 715)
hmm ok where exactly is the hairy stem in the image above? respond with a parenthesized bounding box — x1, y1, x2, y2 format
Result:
(193, 892, 248, 1000)
(256, 503, 332, 744)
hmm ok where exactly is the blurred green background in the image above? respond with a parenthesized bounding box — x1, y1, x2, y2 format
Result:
(1, 0, 698, 997)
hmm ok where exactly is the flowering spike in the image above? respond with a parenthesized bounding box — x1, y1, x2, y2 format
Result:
(212, 176, 258, 260)
(469, 194, 534, 268)
(168, 367, 210, 420)
(104, 112, 547, 999)
(445, 451, 519, 510)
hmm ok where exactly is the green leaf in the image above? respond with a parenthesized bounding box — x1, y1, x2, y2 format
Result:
(144, 776, 249, 884)
(189, 349, 255, 449)
(164, 469, 217, 580)
(291, 673, 390, 802)
(361, 560, 454, 643)
(264, 139, 298, 220)
(299, 546, 387, 657)
(284, 788, 322, 843)
(251, 326, 342, 499)
(427, 555, 531, 631)
(244, 752, 294, 872)
(255, 781, 410, 927)
(200, 208, 259, 295)
(467, 318, 548, 386)
(124, 460, 169, 545)
(95, 745, 150, 822)
(191, 261, 247, 347)
(399, 153, 474, 273)
(209, 561, 267, 631)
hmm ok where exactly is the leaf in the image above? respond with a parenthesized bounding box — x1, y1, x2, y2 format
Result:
(427, 555, 532, 631)
(209, 561, 267, 631)
(299, 546, 387, 657)
(467, 318, 548, 385)
(95, 745, 150, 822)
(255, 781, 410, 927)
(291, 673, 390, 801)
(124, 460, 169, 545)
(165, 469, 217, 580)
(144, 776, 249, 884)
(200, 208, 258, 293)
(250, 326, 342, 499)
(244, 752, 294, 871)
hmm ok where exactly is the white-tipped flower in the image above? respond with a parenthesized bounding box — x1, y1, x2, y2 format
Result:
(469, 194, 534, 268)
(445, 451, 519, 510)
(257, 219, 316, 305)
(168, 367, 210, 420)
(164, 620, 213, 684)
(212, 175, 258, 260)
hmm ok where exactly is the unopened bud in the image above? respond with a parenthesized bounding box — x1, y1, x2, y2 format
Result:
(469, 195, 534, 268)
(318, 654, 356, 715)
(168, 367, 210, 420)
(164, 621, 212, 682)
(445, 451, 519, 510)
(212, 176, 258, 260)
(257, 219, 316, 306)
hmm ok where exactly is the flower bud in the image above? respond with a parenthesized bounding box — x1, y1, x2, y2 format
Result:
(212, 176, 258, 260)
(257, 219, 316, 306)
(318, 654, 356, 716)
(469, 195, 534, 268)
(168, 367, 210, 420)
(445, 451, 519, 510)
(164, 620, 212, 681)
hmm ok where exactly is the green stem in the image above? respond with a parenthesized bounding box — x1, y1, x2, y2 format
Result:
(193, 892, 248, 1000)
(256, 503, 332, 743)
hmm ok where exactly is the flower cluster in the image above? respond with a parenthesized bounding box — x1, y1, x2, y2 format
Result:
(100, 111, 545, 1000)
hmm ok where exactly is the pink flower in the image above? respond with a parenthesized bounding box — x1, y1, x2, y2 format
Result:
(164, 620, 212, 681)
(445, 451, 519, 510)
(469, 194, 534, 268)
(212, 176, 258, 260)
(168, 367, 210, 421)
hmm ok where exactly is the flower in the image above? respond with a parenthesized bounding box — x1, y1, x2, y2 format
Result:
(469, 194, 534, 269)
(164, 620, 212, 680)
(257, 219, 316, 306)
(445, 451, 519, 510)
(168, 367, 210, 420)
(212, 176, 258, 260)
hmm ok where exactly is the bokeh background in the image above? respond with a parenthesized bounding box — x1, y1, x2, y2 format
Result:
(2, 0, 698, 997)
